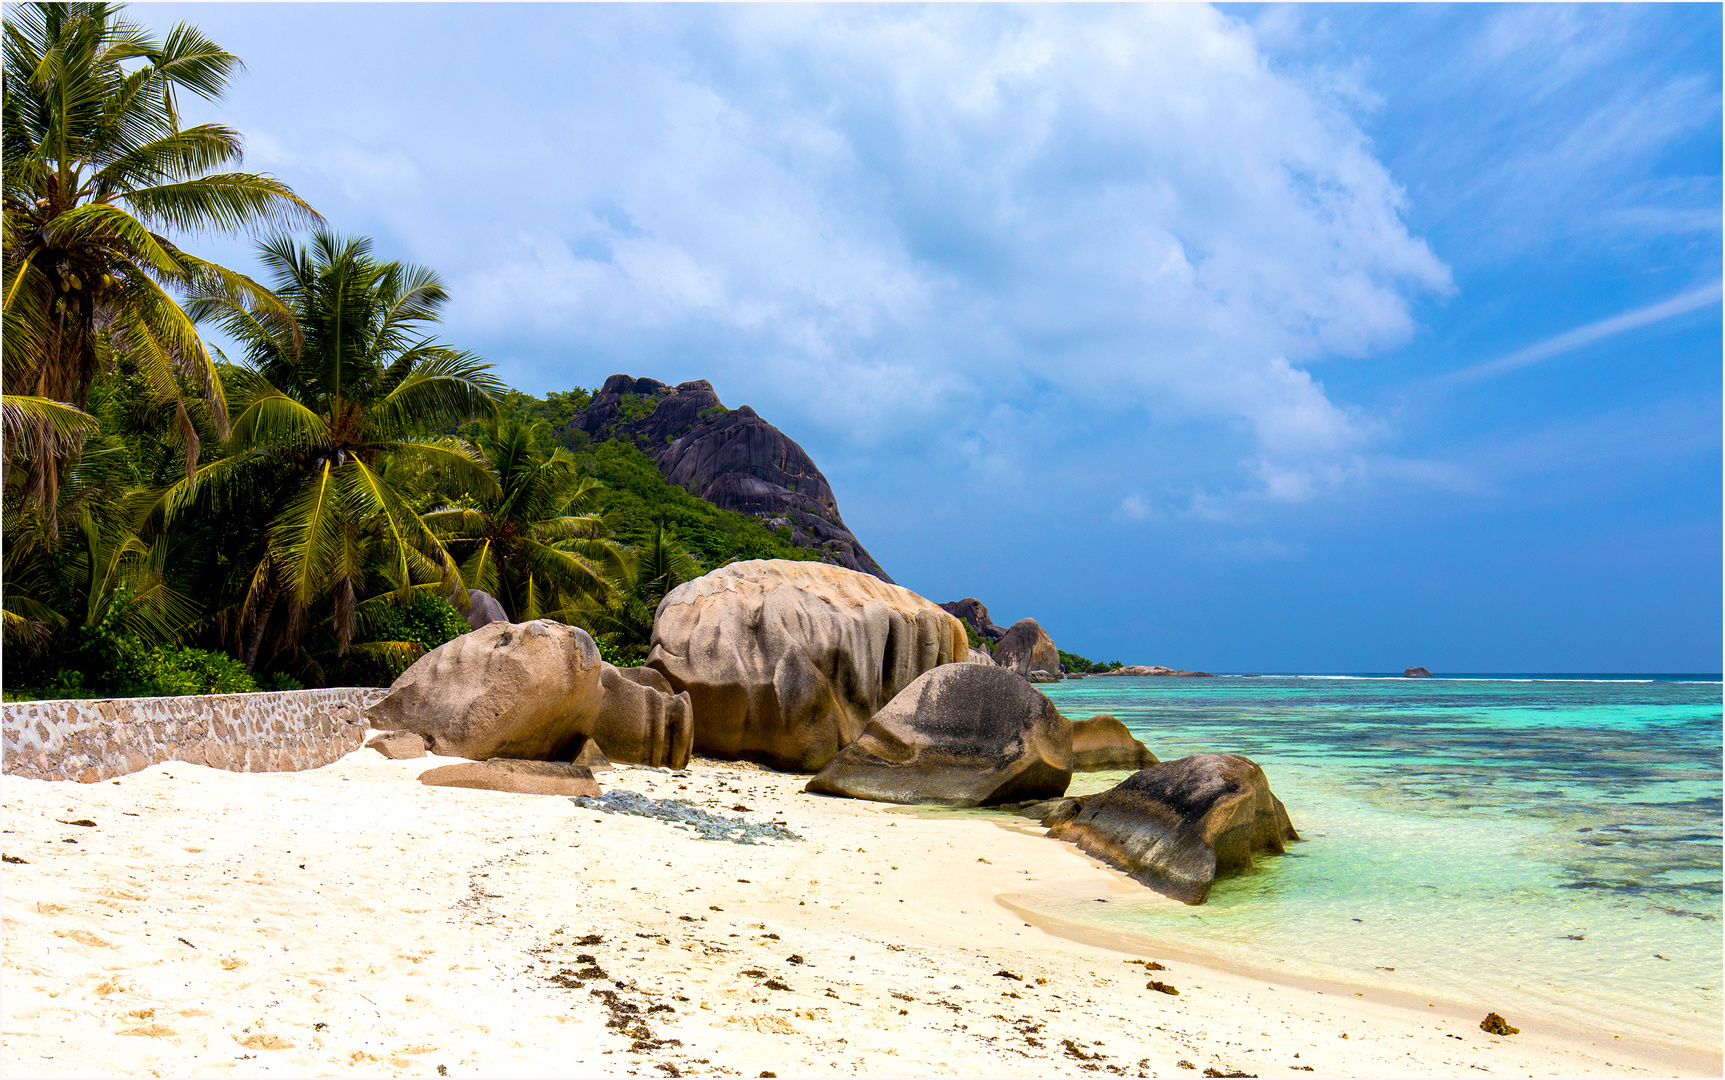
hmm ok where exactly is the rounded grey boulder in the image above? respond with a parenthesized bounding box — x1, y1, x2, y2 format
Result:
(803, 664, 1073, 807)
(460, 588, 509, 630)
(1046, 753, 1297, 904)
(992, 617, 1061, 678)
(1070, 714, 1158, 772)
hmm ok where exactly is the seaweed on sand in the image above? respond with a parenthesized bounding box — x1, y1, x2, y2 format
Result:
(571, 790, 802, 844)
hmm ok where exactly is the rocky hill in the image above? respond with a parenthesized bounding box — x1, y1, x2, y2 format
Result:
(564, 375, 892, 582)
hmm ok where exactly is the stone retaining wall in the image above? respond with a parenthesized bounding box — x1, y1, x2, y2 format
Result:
(2, 688, 389, 783)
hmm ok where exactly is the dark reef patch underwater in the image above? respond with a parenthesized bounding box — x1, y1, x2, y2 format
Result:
(1040, 675, 1723, 1047)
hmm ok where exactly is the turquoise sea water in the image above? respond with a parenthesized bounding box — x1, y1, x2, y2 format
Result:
(1036, 675, 1724, 1048)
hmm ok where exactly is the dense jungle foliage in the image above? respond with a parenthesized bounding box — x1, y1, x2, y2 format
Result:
(1, 3, 828, 698)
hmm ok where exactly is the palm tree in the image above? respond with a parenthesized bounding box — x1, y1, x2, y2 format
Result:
(424, 418, 622, 622)
(174, 231, 502, 670)
(3, 467, 194, 652)
(570, 519, 702, 662)
(3, 2, 316, 509)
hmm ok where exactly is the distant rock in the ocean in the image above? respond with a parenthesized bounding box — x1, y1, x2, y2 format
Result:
(1405, 666, 1434, 678)
(1092, 665, 1215, 678)
(804, 664, 1072, 807)
(992, 618, 1062, 679)
(1045, 753, 1298, 904)
(567, 375, 890, 581)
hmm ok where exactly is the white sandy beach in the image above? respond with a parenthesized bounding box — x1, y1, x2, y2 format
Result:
(3, 748, 1718, 1079)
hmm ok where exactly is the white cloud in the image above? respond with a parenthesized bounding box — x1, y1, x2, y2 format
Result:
(175, 4, 1457, 503)
(403, 5, 1452, 496)
(1437, 282, 1723, 386)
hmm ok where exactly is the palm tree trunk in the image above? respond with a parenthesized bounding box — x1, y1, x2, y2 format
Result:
(243, 571, 283, 672)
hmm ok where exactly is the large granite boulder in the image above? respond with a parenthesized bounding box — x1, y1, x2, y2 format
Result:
(367, 620, 604, 761)
(420, 759, 601, 797)
(646, 560, 970, 772)
(460, 588, 509, 630)
(963, 646, 996, 666)
(589, 664, 694, 770)
(938, 598, 1008, 642)
(804, 664, 1073, 806)
(567, 375, 891, 581)
(992, 618, 1061, 678)
(1045, 754, 1298, 904)
(1070, 714, 1158, 771)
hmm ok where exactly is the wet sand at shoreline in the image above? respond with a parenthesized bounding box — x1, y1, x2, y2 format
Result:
(4, 748, 1717, 1077)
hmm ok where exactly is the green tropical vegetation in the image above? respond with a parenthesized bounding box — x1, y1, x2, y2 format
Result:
(0, 2, 843, 701)
(1058, 649, 1124, 674)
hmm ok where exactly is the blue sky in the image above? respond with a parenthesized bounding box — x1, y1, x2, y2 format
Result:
(153, 3, 1721, 672)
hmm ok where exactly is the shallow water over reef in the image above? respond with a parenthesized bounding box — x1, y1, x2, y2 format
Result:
(1038, 675, 1723, 1048)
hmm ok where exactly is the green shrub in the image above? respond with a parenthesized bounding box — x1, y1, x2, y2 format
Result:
(1058, 648, 1126, 674)
(595, 636, 647, 668)
(130, 644, 258, 696)
(580, 440, 825, 569)
(12, 642, 260, 700)
(357, 593, 472, 681)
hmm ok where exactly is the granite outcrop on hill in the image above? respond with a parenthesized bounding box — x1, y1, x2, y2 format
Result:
(566, 375, 891, 581)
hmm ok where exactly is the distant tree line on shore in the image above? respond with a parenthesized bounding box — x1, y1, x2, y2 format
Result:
(1, 2, 818, 700)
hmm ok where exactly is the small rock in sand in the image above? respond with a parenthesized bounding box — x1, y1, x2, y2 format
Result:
(365, 730, 429, 759)
(420, 759, 601, 797)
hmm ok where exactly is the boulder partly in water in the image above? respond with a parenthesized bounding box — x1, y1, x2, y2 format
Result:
(1091, 665, 1215, 677)
(991, 617, 1061, 678)
(804, 663, 1072, 807)
(1045, 753, 1298, 904)
(646, 560, 969, 772)
(1069, 714, 1158, 772)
